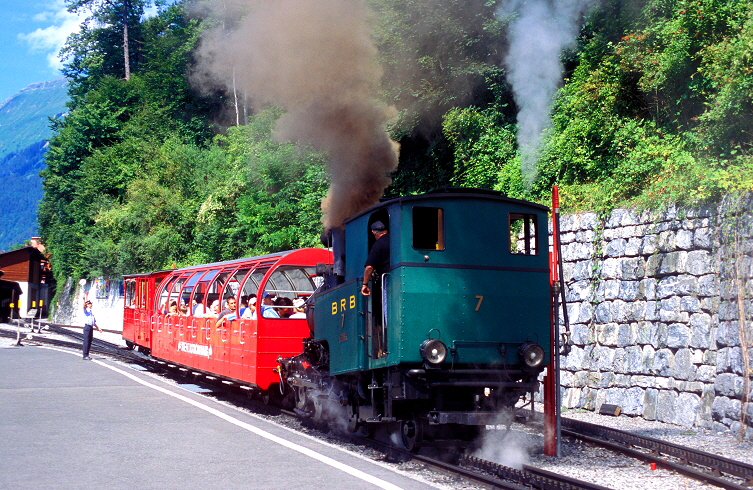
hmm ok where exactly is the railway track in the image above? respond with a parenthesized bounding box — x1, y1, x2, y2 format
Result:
(561, 417, 753, 489)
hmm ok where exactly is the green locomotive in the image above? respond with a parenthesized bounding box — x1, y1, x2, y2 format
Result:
(279, 188, 550, 449)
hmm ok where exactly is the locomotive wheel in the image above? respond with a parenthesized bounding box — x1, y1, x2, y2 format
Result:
(399, 418, 423, 452)
(125, 340, 135, 350)
(295, 386, 309, 411)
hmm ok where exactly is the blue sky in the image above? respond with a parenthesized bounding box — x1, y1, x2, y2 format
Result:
(0, 0, 86, 103)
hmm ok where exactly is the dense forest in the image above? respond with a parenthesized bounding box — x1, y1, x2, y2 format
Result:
(0, 142, 48, 249)
(39, 0, 753, 294)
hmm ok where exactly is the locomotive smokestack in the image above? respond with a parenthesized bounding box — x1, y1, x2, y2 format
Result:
(191, 0, 398, 229)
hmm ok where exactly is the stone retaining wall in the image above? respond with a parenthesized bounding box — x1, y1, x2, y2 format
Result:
(555, 193, 752, 439)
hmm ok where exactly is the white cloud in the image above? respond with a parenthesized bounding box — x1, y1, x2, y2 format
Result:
(18, 0, 87, 71)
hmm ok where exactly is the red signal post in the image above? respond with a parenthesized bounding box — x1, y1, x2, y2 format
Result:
(544, 186, 562, 457)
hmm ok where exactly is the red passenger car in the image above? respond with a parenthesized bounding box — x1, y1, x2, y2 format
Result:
(122, 248, 333, 395)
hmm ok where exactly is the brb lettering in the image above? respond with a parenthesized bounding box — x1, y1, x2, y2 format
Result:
(332, 295, 356, 315)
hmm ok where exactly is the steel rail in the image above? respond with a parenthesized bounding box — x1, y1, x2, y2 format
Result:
(563, 418, 753, 489)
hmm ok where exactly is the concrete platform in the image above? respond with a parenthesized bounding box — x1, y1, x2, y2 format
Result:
(0, 344, 440, 489)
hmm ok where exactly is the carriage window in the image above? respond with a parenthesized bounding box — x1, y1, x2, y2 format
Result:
(261, 266, 319, 318)
(138, 280, 147, 309)
(155, 276, 177, 314)
(413, 207, 445, 250)
(125, 280, 136, 308)
(509, 213, 538, 255)
(220, 269, 250, 308)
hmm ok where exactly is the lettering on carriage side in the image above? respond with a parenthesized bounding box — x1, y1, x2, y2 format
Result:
(178, 341, 212, 358)
(331, 295, 357, 314)
(475, 295, 484, 312)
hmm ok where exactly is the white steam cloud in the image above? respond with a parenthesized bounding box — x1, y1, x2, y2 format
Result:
(501, 0, 596, 183)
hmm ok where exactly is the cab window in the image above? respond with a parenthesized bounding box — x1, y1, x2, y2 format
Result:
(509, 213, 538, 255)
(413, 206, 445, 250)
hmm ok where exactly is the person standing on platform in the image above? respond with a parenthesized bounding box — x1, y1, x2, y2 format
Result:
(82, 300, 102, 360)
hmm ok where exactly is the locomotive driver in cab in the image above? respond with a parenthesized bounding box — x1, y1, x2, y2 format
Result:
(361, 220, 389, 297)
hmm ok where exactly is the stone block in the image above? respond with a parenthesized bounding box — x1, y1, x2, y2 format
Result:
(575, 302, 594, 323)
(569, 324, 591, 345)
(712, 395, 729, 421)
(626, 237, 642, 256)
(660, 297, 682, 323)
(561, 371, 575, 386)
(656, 389, 678, 423)
(563, 345, 586, 371)
(603, 279, 621, 299)
(594, 302, 612, 323)
(643, 388, 658, 420)
(715, 373, 744, 397)
(614, 373, 630, 387)
(631, 302, 647, 322)
(570, 260, 595, 281)
(639, 278, 657, 300)
(681, 296, 700, 313)
(658, 231, 677, 253)
(700, 384, 715, 426)
(729, 346, 744, 375)
(573, 371, 588, 387)
(597, 323, 619, 346)
(670, 348, 692, 380)
(621, 324, 638, 347)
(619, 281, 640, 301)
(622, 387, 645, 415)
(657, 276, 678, 299)
(677, 276, 699, 295)
(624, 257, 646, 280)
(652, 348, 673, 376)
(641, 235, 659, 255)
(563, 388, 582, 408)
(586, 371, 602, 388)
(568, 280, 592, 302)
(595, 346, 616, 372)
(605, 238, 627, 257)
(631, 375, 655, 387)
(613, 349, 627, 374)
(686, 250, 713, 276)
(579, 387, 597, 410)
(657, 323, 668, 348)
(611, 300, 632, 323)
(659, 251, 688, 275)
(666, 323, 690, 348)
(674, 392, 701, 427)
(641, 345, 656, 373)
(575, 229, 596, 243)
(693, 227, 712, 249)
(676, 229, 694, 250)
(635, 321, 656, 346)
(645, 301, 660, 321)
(690, 349, 704, 364)
(646, 253, 661, 276)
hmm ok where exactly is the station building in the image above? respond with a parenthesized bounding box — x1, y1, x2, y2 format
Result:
(0, 237, 52, 320)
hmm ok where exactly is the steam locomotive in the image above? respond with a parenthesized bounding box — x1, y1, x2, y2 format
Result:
(278, 188, 551, 449)
(122, 188, 551, 450)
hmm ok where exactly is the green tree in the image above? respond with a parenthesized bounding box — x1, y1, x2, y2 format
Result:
(65, 0, 153, 83)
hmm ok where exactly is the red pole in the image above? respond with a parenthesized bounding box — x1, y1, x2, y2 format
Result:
(544, 186, 561, 457)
